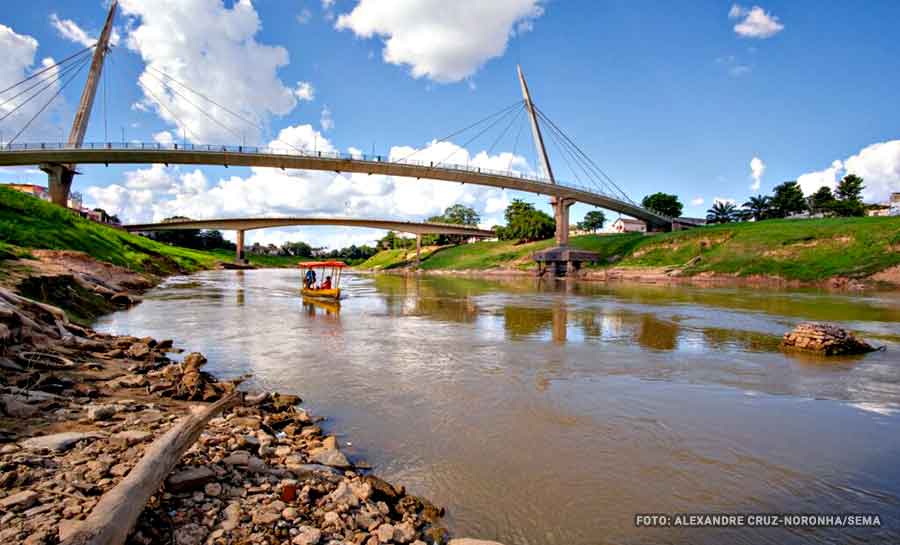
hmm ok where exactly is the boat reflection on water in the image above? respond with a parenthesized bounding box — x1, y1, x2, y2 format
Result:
(302, 296, 341, 320)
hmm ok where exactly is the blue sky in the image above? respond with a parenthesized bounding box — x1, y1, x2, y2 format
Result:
(1, 1, 898, 248)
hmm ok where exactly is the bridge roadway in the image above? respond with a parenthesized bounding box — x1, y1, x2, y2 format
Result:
(124, 216, 494, 264)
(0, 143, 673, 228)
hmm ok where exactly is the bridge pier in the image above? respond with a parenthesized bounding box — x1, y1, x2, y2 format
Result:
(40, 164, 75, 207)
(415, 234, 422, 269)
(235, 230, 245, 263)
(552, 197, 574, 246)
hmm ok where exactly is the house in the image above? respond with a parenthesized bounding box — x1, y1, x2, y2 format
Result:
(4, 183, 50, 201)
(892, 193, 900, 217)
(867, 193, 900, 217)
(611, 218, 646, 233)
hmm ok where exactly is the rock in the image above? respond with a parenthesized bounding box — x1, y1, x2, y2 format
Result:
(204, 482, 222, 497)
(309, 447, 351, 469)
(58, 519, 81, 541)
(292, 526, 322, 545)
(222, 450, 251, 466)
(350, 480, 373, 502)
(21, 431, 104, 453)
(282, 507, 299, 521)
(447, 540, 506, 545)
(110, 292, 133, 306)
(182, 352, 207, 370)
(86, 404, 117, 421)
(245, 392, 269, 405)
(126, 342, 151, 359)
(290, 464, 341, 479)
(0, 490, 39, 511)
(166, 466, 216, 493)
(116, 375, 148, 389)
(252, 511, 281, 525)
(274, 445, 293, 457)
(781, 323, 876, 356)
(327, 481, 359, 508)
(393, 521, 416, 544)
(323, 511, 341, 526)
(173, 523, 208, 545)
(230, 417, 261, 430)
(375, 524, 395, 543)
(0, 395, 37, 418)
(111, 430, 152, 447)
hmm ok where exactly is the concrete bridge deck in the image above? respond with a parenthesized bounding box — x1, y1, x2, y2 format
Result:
(124, 217, 495, 237)
(0, 142, 673, 228)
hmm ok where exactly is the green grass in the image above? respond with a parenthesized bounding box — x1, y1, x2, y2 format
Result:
(0, 186, 218, 275)
(357, 247, 440, 270)
(359, 217, 900, 282)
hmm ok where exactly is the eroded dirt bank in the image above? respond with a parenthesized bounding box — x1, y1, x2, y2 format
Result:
(0, 253, 458, 545)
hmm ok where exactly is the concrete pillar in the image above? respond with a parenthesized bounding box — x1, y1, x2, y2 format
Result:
(42, 164, 75, 207)
(553, 198, 574, 247)
(236, 230, 245, 263)
(415, 233, 422, 269)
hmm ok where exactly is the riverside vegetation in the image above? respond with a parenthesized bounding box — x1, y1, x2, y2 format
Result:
(359, 216, 900, 287)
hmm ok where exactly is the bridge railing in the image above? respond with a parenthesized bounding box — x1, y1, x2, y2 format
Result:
(0, 141, 666, 219)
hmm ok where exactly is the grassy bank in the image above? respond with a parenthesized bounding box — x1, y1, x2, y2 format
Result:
(359, 216, 900, 282)
(0, 186, 218, 274)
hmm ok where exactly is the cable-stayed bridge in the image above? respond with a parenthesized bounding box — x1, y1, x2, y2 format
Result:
(0, 1, 690, 271)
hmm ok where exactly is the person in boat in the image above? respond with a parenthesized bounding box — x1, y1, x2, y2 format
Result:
(304, 268, 316, 289)
(320, 276, 332, 290)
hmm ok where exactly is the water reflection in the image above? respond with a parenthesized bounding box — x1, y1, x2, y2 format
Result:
(94, 270, 900, 545)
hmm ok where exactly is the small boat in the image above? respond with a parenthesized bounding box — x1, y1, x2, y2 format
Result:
(299, 261, 346, 301)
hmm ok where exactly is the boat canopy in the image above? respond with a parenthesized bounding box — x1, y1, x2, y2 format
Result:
(298, 261, 347, 268)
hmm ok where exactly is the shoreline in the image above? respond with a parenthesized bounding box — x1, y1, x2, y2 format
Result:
(360, 264, 900, 291)
(0, 253, 462, 545)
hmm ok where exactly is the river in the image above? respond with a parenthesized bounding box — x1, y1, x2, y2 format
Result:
(94, 269, 900, 544)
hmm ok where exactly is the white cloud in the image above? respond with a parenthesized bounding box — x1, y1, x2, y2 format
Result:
(715, 54, 751, 77)
(750, 155, 765, 190)
(320, 105, 334, 131)
(120, 0, 302, 144)
(335, 0, 545, 83)
(797, 141, 900, 202)
(84, 126, 529, 248)
(295, 81, 315, 102)
(49, 14, 93, 47)
(153, 130, 174, 145)
(297, 8, 313, 24)
(0, 24, 68, 143)
(690, 197, 705, 206)
(729, 5, 784, 39)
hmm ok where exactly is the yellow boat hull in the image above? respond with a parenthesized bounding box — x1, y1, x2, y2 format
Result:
(301, 287, 341, 300)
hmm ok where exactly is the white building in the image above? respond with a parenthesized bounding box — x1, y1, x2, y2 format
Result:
(611, 218, 647, 233)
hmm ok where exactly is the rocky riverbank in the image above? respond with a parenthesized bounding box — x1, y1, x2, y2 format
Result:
(0, 258, 462, 544)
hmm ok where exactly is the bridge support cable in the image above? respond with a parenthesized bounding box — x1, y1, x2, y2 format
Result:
(534, 106, 636, 205)
(427, 101, 526, 170)
(0, 47, 95, 112)
(0, 44, 96, 97)
(138, 82, 199, 144)
(394, 99, 524, 164)
(0, 53, 94, 126)
(7, 56, 93, 145)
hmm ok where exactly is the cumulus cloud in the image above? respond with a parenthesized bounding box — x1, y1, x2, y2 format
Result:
(120, 0, 301, 144)
(335, 0, 545, 83)
(0, 24, 68, 143)
(84, 126, 530, 247)
(295, 81, 315, 102)
(729, 4, 784, 39)
(749, 155, 765, 190)
(320, 105, 334, 131)
(797, 141, 900, 202)
(50, 13, 121, 48)
(690, 197, 705, 206)
(153, 130, 174, 145)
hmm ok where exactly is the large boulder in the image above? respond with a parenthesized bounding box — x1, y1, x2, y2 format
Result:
(781, 323, 877, 356)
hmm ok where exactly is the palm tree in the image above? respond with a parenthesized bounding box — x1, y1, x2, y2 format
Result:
(706, 201, 738, 224)
(741, 195, 771, 221)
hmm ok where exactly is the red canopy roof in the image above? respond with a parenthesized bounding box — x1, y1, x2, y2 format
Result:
(298, 261, 347, 268)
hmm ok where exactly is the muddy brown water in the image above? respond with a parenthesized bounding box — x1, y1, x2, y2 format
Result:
(95, 270, 900, 544)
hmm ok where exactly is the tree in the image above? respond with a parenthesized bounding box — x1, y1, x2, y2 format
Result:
(835, 174, 864, 202)
(741, 195, 772, 221)
(496, 199, 555, 242)
(706, 201, 738, 224)
(769, 181, 807, 218)
(441, 204, 480, 226)
(808, 186, 836, 214)
(641, 193, 683, 218)
(830, 174, 866, 217)
(577, 210, 606, 233)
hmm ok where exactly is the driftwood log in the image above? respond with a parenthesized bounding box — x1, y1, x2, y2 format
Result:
(60, 392, 241, 545)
